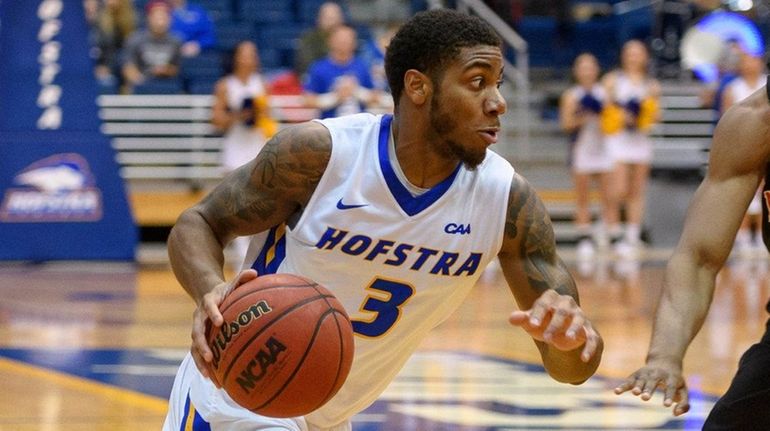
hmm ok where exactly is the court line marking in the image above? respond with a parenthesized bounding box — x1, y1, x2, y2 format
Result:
(0, 356, 168, 412)
(422, 348, 725, 397)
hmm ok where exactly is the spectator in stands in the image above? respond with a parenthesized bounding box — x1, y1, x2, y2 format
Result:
(86, 0, 137, 87)
(211, 40, 277, 270)
(699, 38, 742, 117)
(360, 23, 400, 93)
(121, 0, 182, 92)
(295, 2, 345, 78)
(303, 25, 380, 118)
(168, 0, 216, 58)
(559, 53, 619, 263)
(601, 40, 661, 257)
(721, 51, 767, 255)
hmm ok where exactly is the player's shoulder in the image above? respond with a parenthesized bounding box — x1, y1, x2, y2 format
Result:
(266, 121, 333, 166)
(725, 86, 770, 124)
(479, 149, 515, 172)
(313, 112, 381, 132)
(712, 87, 770, 169)
(276, 120, 332, 146)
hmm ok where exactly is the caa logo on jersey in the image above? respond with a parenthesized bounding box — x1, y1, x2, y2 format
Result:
(0, 153, 103, 222)
(444, 223, 471, 235)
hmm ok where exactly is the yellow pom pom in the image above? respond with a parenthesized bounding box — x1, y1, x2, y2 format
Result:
(637, 98, 659, 132)
(255, 95, 278, 138)
(600, 103, 624, 134)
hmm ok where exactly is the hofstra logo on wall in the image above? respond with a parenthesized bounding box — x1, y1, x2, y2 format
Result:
(0, 153, 103, 222)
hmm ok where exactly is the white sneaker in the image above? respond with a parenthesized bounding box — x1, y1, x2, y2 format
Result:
(614, 240, 640, 259)
(614, 257, 640, 280)
(576, 239, 596, 260)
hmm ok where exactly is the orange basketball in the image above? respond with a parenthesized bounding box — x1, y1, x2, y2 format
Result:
(205, 273, 354, 417)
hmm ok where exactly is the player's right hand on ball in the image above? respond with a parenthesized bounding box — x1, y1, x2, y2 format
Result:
(191, 269, 259, 385)
(613, 359, 690, 416)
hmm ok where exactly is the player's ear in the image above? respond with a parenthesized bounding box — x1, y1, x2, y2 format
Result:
(403, 69, 431, 106)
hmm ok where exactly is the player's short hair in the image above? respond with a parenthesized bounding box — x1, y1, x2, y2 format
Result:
(384, 9, 501, 105)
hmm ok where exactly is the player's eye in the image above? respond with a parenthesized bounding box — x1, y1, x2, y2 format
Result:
(496, 79, 504, 89)
(471, 77, 484, 89)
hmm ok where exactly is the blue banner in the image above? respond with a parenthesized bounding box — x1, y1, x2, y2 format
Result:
(0, 0, 137, 261)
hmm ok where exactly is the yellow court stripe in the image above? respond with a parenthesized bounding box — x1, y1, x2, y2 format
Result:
(0, 356, 168, 413)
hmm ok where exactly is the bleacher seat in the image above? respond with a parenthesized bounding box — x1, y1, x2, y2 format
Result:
(257, 23, 304, 50)
(258, 47, 283, 71)
(616, 8, 654, 43)
(132, 79, 184, 95)
(296, 0, 328, 25)
(237, 0, 294, 24)
(257, 23, 305, 70)
(198, 0, 232, 16)
(571, 17, 619, 68)
(215, 22, 257, 51)
(97, 80, 120, 95)
(518, 16, 557, 68)
(187, 78, 219, 95)
(181, 50, 224, 79)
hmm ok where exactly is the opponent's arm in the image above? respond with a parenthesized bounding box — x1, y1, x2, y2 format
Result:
(167, 121, 331, 376)
(615, 91, 770, 414)
(498, 174, 603, 384)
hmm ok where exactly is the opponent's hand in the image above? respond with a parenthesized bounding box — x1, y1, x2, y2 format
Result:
(508, 289, 601, 362)
(190, 269, 258, 386)
(613, 359, 690, 416)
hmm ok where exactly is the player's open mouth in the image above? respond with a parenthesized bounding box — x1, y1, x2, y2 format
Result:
(478, 128, 499, 144)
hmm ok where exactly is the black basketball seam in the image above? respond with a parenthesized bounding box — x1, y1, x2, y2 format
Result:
(310, 309, 350, 412)
(251, 307, 337, 412)
(219, 282, 317, 315)
(303, 283, 352, 412)
(220, 293, 336, 382)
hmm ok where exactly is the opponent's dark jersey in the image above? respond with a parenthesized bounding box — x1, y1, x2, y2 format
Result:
(763, 80, 770, 254)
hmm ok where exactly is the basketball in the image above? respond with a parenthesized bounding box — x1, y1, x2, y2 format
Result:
(205, 273, 354, 417)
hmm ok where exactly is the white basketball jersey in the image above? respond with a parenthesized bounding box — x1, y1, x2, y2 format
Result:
(189, 113, 515, 428)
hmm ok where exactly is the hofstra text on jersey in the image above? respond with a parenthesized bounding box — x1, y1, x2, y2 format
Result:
(315, 226, 483, 276)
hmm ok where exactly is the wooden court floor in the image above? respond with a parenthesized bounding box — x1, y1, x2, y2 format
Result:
(0, 250, 767, 430)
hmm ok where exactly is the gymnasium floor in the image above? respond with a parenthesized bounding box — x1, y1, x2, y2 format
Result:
(2, 243, 768, 430)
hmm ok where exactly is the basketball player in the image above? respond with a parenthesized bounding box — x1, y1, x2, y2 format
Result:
(614, 74, 770, 428)
(164, 9, 604, 431)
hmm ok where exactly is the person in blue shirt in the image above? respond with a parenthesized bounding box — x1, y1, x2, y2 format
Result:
(303, 25, 382, 118)
(168, 0, 216, 57)
(359, 23, 400, 93)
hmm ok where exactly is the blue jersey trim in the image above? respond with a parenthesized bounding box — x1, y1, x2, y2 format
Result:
(180, 392, 211, 430)
(180, 393, 191, 431)
(377, 115, 461, 217)
(250, 223, 287, 275)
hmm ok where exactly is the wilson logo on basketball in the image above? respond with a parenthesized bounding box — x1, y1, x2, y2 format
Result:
(235, 336, 287, 393)
(210, 300, 273, 370)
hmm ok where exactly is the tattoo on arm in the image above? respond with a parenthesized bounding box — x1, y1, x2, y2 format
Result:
(200, 123, 331, 238)
(504, 177, 579, 301)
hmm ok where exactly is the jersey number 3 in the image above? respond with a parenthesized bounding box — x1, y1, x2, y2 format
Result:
(352, 278, 415, 338)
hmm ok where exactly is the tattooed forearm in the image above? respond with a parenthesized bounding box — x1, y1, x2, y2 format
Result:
(199, 122, 332, 237)
(503, 176, 579, 302)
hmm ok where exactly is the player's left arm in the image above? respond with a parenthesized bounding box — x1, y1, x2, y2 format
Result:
(497, 174, 603, 384)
